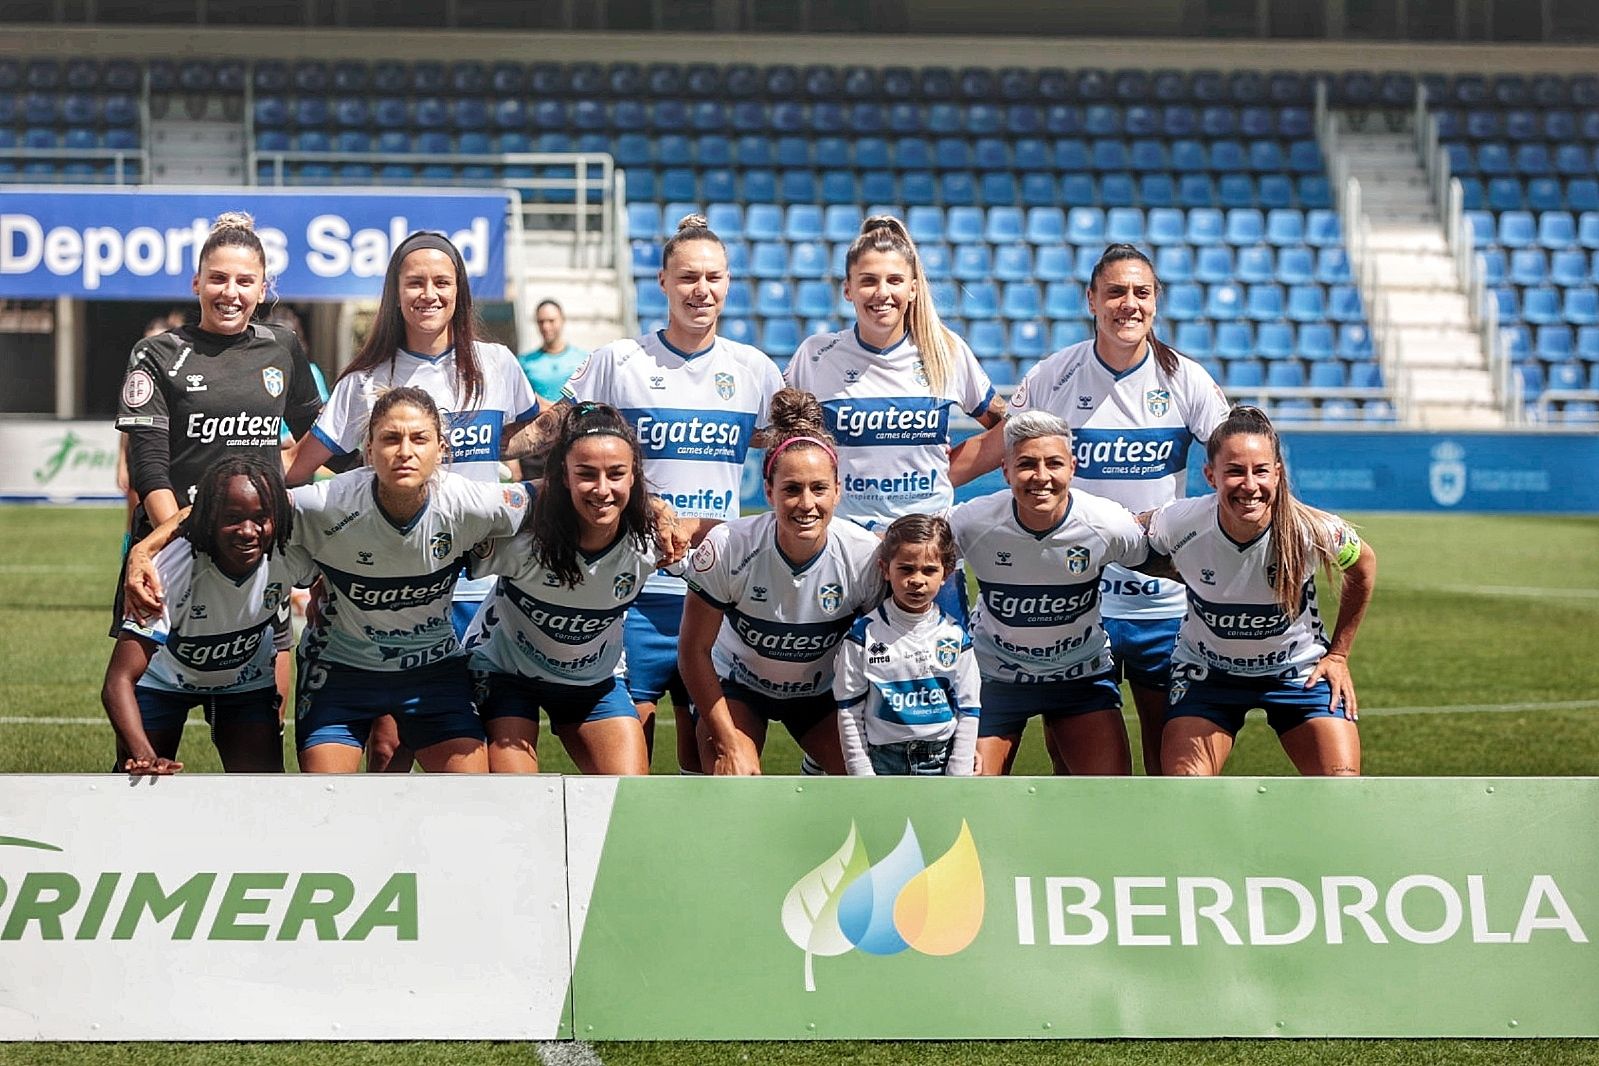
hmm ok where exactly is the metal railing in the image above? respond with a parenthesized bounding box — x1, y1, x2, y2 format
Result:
(1315, 78, 1408, 422)
(0, 147, 144, 184)
(613, 168, 638, 335)
(1416, 84, 1517, 424)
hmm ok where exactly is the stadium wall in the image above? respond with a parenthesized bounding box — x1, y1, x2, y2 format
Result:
(3, 25, 1599, 76)
(2, 775, 1595, 1040)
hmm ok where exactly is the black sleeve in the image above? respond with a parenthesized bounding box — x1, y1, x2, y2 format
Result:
(127, 427, 174, 498)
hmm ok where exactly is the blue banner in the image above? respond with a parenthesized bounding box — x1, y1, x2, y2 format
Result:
(741, 430, 1599, 515)
(0, 187, 510, 300)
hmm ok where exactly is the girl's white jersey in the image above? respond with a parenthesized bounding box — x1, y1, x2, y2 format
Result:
(1146, 495, 1362, 680)
(565, 330, 784, 595)
(950, 488, 1149, 683)
(833, 600, 981, 750)
(463, 525, 652, 686)
(786, 327, 995, 530)
(308, 341, 538, 602)
(290, 469, 529, 672)
(686, 513, 881, 700)
(1008, 340, 1229, 620)
(123, 542, 314, 694)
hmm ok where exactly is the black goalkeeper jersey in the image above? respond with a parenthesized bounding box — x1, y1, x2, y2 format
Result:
(115, 321, 321, 509)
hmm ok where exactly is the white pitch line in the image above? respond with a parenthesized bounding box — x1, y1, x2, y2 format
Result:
(536, 1040, 604, 1066)
(5, 700, 1599, 729)
(1389, 582, 1599, 601)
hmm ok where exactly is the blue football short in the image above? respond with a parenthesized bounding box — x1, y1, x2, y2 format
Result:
(136, 685, 279, 733)
(1165, 662, 1352, 737)
(623, 590, 686, 704)
(475, 671, 639, 727)
(1103, 615, 1182, 691)
(720, 677, 837, 739)
(977, 674, 1124, 738)
(296, 657, 484, 752)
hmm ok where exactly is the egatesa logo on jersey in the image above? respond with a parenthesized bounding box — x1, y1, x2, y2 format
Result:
(781, 820, 983, 992)
(0, 834, 417, 943)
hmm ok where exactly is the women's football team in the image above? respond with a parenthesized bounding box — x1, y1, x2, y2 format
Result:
(110, 210, 1377, 779)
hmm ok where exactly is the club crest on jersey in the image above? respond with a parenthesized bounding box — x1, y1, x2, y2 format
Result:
(1170, 677, 1189, 704)
(1266, 563, 1279, 587)
(613, 572, 637, 600)
(430, 531, 454, 561)
(1145, 389, 1170, 417)
(1065, 546, 1090, 575)
(262, 367, 284, 398)
(263, 582, 283, 613)
(935, 636, 960, 669)
(912, 361, 929, 388)
(715, 372, 736, 401)
(122, 369, 155, 408)
(817, 583, 843, 614)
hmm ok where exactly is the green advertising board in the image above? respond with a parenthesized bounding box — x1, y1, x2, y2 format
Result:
(566, 778, 1599, 1039)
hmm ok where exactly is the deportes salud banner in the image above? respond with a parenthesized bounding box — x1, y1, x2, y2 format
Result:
(0, 188, 510, 300)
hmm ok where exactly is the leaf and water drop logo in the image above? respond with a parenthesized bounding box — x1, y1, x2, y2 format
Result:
(780, 820, 983, 991)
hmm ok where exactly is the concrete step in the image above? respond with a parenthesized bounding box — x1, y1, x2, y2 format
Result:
(1389, 328, 1485, 368)
(1366, 228, 1449, 255)
(1409, 401, 1507, 429)
(1402, 366, 1498, 405)
(1370, 255, 1459, 288)
(1384, 291, 1473, 325)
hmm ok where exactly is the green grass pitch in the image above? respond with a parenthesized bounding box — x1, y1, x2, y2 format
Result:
(1, 505, 1596, 1063)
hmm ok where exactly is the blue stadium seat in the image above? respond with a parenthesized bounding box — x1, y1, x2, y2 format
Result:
(1164, 283, 1204, 321)
(755, 281, 791, 318)
(1139, 174, 1178, 208)
(1175, 321, 1214, 357)
(1539, 212, 1578, 249)
(1297, 176, 1332, 209)
(1225, 209, 1266, 246)
(906, 205, 945, 243)
(947, 206, 984, 244)
(1339, 325, 1374, 360)
(952, 244, 993, 281)
(1569, 180, 1599, 214)
(1001, 283, 1042, 320)
(994, 244, 1033, 282)
(900, 172, 936, 206)
(788, 241, 829, 279)
(1305, 210, 1342, 248)
(1579, 212, 1599, 250)
(1051, 319, 1092, 349)
(1206, 283, 1244, 321)
(1105, 207, 1144, 244)
(1059, 173, 1095, 206)
(1067, 207, 1106, 245)
(1245, 284, 1285, 321)
(1256, 323, 1295, 361)
(1011, 321, 1048, 360)
(1537, 326, 1575, 360)
(748, 241, 786, 278)
(1257, 175, 1295, 211)
(783, 205, 824, 243)
(1298, 323, 1335, 361)
(1509, 248, 1548, 287)
(1276, 246, 1314, 285)
(1036, 247, 1073, 283)
(1546, 361, 1586, 391)
(1327, 285, 1364, 323)
(967, 320, 1006, 359)
(1146, 208, 1185, 246)
(1023, 206, 1061, 246)
(1042, 281, 1079, 318)
(1155, 245, 1195, 283)
(1565, 287, 1599, 325)
(1224, 360, 1265, 389)
(760, 319, 800, 359)
(1551, 248, 1589, 288)
(1236, 246, 1276, 284)
(985, 206, 1025, 244)
(1286, 285, 1326, 322)
(1216, 174, 1255, 209)
(1527, 178, 1563, 212)
(1100, 173, 1136, 207)
(1263, 209, 1305, 247)
(1215, 321, 1253, 359)
(960, 282, 1000, 318)
(1194, 246, 1235, 285)
(1071, 246, 1099, 283)
(1186, 209, 1225, 246)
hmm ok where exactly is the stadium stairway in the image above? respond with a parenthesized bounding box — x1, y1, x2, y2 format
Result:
(1340, 125, 1502, 426)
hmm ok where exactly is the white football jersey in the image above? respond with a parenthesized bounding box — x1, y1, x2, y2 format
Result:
(1146, 495, 1362, 680)
(565, 330, 784, 595)
(685, 512, 880, 700)
(308, 341, 537, 603)
(833, 599, 981, 747)
(786, 326, 994, 530)
(290, 469, 529, 672)
(1008, 339, 1229, 620)
(124, 541, 314, 694)
(949, 488, 1149, 683)
(463, 525, 653, 686)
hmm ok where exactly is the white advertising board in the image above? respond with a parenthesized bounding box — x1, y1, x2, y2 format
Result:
(0, 776, 571, 1040)
(0, 420, 122, 502)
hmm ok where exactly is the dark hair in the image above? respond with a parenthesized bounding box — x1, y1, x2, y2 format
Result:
(180, 454, 292, 563)
(364, 385, 447, 460)
(659, 212, 725, 271)
(535, 299, 564, 316)
(198, 211, 267, 276)
(878, 514, 957, 577)
(530, 402, 652, 588)
(845, 215, 956, 396)
(1205, 405, 1344, 612)
(341, 232, 484, 411)
(1087, 243, 1179, 377)
(763, 387, 837, 483)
